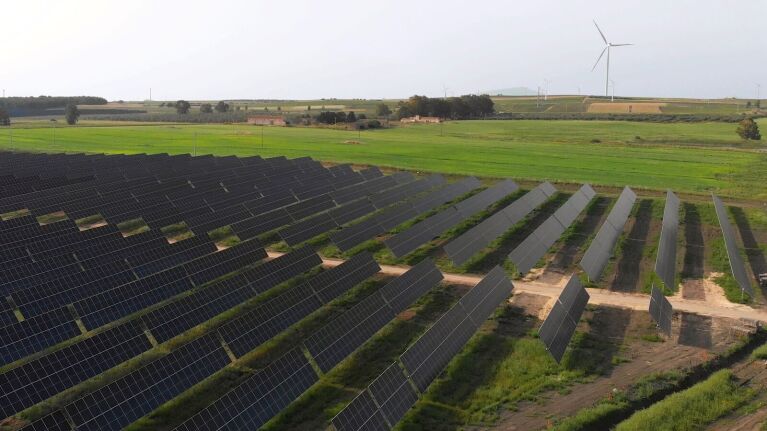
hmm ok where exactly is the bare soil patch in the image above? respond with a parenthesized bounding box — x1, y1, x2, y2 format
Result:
(608, 199, 657, 293)
(495, 308, 745, 431)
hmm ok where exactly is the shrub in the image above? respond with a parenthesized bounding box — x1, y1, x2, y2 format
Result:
(736, 117, 761, 140)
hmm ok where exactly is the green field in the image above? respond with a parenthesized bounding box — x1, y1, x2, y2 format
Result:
(2, 119, 766, 199)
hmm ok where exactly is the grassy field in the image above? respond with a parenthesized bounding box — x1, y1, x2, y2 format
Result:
(2, 119, 766, 199)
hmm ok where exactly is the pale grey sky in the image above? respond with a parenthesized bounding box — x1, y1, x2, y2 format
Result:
(3, 0, 765, 101)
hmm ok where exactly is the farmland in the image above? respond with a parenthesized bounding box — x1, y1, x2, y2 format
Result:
(2, 119, 766, 200)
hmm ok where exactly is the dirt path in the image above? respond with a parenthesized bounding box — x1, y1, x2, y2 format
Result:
(267, 251, 767, 324)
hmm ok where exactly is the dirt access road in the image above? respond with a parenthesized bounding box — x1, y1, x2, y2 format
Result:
(267, 252, 767, 324)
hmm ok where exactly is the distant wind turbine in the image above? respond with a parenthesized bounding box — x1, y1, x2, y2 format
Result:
(591, 20, 632, 97)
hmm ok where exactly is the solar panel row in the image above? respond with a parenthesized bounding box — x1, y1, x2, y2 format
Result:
(654, 190, 680, 290)
(331, 176, 481, 252)
(508, 184, 596, 275)
(579, 186, 637, 281)
(15, 248, 370, 429)
(305, 258, 444, 372)
(712, 194, 754, 297)
(175, 347, 318, 431)
(65, 333, 231, 431)
(175, 259, 441, 430)
(220, 252, 380, 357)
(0, 240, 266, 365)
(444, 182, 557, 266)
(649, 284, 673, 335)
(333, 266, 514, 431)
(385, 179, 518, 258)
(538, 275, 590, 362)
(0, 320, 152, 418)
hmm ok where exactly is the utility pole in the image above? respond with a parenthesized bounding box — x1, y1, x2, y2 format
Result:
(536, 87, 540, 108)
(193, 132, 197, 156)
(261, 125, 264, 150)
(51, 119, 57, 149)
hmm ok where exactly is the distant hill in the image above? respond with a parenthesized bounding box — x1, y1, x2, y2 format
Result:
(485, 87, 538, 96)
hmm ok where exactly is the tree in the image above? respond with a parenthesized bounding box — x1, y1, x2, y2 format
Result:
(347, 111, 356, 122)
(175, 100, 191, 114)
(64, 103, 80, 125)
(215, 101, 230, 113)
(200, 103, 213, 114)
(0, 107, 9, 126)
(736, 117, 761, 140)
(375, 103, 391, 118)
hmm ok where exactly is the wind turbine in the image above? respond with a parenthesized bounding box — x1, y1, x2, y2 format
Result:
(591, 20, 632, 97)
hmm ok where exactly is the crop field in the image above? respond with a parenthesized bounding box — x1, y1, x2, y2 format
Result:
(2, 119, 767, 200)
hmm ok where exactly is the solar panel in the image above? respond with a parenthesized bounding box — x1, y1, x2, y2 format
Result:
(328, 198, 377, 226)
(444, 182, 557, 266)
(176, 347, 318, 431)
(0, 307, 81, 365)
(305, 259, 443, 373)
(712, 194, 754, 297)
(538, 275, 590, 363)
(0, 320, 151, 418)
(65, 333, 230, 431)
(579, 187, 636, 281)
(508, 184, 594, 275)
(368, 363, 419, 426)
(279, 212, 338, 246)
(19, 411, 71, 431)
(399, 266, 513, 394)
(332, 390, 391, 431)
(655, 190, 680, 290)
(386, 180, 517, 258)
(649, 284, 673, 335)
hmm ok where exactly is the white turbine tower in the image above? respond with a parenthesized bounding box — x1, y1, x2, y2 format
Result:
(591, 20, 632, 97)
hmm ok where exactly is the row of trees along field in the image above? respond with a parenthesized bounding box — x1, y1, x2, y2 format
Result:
(0, 96, 107, 111)
(395, 94, 495, 119)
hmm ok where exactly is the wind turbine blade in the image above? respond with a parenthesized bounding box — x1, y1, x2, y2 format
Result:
(611, 43, 633, 47)
(591, 47, 608, 71)
(593, 20, 608, 44)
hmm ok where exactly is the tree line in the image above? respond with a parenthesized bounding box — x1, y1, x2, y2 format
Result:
(0, 96, 107, 112)
(395, 94, 494, 119)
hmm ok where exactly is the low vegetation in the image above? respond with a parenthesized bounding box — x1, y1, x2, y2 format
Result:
(615, 369, 755, 431)
(4, 120, 767, 199)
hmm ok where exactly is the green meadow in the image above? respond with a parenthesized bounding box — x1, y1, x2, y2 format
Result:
(2, 119, 765, 199)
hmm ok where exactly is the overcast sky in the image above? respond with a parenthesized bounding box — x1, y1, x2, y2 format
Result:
(3, 0, 766, 101)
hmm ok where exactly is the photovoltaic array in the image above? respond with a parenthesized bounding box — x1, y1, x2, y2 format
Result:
(2, 153, 467, 430)
(176, 259, 443, 430)
(332, 266, 514, 430)
(538, 275, 590, 363)
(443, 181, 557, 266)
(655, 190, 680, 290)
(508, 184, 596, 274)
(712, 194, 754, 298)
(385, 179, 519, 258)
(649, 285, 673, 335)
(580, 186, 636, 281)
(1, 150, 728, 430)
